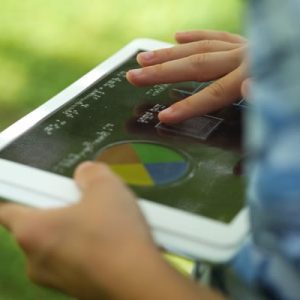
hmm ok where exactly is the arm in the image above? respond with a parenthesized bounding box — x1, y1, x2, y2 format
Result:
(127, 30, 248, 124)
(0, 162, 225, 300)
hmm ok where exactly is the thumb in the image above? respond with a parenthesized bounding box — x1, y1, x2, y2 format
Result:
(74, 161, 120, 193)
(0, 203, 32, 232)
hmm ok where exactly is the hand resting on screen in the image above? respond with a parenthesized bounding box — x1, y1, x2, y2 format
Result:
(127, 30, 248, 124)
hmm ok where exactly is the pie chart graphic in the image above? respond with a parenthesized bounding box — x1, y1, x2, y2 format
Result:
(96, 142, 189, 187)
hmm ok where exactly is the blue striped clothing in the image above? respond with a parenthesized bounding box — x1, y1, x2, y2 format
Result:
(233, 1, 300, 299)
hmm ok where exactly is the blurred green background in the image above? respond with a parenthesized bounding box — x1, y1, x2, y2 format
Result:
(0, 0, 244, 299)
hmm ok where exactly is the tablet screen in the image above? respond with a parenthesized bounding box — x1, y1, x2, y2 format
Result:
(0, 51, 245, 223)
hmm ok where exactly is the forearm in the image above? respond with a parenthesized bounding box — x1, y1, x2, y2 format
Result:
(90, 244, 225, 300)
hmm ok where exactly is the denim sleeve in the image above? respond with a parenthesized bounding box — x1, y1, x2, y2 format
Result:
(233, 1, 300, 299)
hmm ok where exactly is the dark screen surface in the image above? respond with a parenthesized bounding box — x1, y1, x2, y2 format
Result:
(0, 52, 245, 223)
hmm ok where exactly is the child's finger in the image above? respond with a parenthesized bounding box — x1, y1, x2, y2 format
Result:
(175, 30, 247, 44)
(158, 63, 246, 124)
(137, 40, 242, 67)
(127, 48, 243, 87)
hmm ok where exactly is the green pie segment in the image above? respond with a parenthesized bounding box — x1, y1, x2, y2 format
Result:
(132, 143, 184, 163)
(96, 142, 189, 186)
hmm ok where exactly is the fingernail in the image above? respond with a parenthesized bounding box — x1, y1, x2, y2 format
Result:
(159, 106, 184, 123)
(158, 106, 178, 120)
(159, 106, 174, 117)
(77, 161, 94, 172)
(139, 51, 154, 61)
(128, 68, 143, 77)
(176, 31, 188, 36)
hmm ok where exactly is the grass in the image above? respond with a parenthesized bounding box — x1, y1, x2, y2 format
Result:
(0, 0, 244, 299)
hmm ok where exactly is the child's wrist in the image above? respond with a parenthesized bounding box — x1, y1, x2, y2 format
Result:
(88, 242, 166, 299)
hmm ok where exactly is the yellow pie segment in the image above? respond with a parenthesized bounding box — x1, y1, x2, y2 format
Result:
(110, 163, 154, 186)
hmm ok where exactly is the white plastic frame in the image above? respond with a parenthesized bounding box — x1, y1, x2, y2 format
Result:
(0, 39, 249, 262)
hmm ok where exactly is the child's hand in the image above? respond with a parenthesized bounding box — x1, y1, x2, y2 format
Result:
(0, 162, 159, 299)
(127, 30, 248, 124)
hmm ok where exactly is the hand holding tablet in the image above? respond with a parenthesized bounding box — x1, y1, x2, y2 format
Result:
(0, 162, 163, 300)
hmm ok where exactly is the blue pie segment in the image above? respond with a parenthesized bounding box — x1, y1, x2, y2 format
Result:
(145, 162, 189, 185)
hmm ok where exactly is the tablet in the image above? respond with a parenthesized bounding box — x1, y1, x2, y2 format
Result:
(0, 39, 249, 262)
